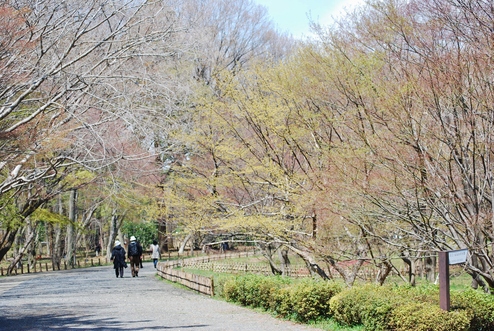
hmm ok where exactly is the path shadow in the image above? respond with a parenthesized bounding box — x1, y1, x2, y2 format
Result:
(0, 313, 210, 330)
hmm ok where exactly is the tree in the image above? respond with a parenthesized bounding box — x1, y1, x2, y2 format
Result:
(0, 0, 183, 262)
(303, 0, 494, 288)
(154, 0, 296, 252)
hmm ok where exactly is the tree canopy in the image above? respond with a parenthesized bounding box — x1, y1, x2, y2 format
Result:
(2, 0, 494, 290)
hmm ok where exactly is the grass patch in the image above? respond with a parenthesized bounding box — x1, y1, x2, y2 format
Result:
(309, 319, 364, 331)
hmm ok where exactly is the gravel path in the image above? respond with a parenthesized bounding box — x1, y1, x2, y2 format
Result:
(0, 262, 320, 330)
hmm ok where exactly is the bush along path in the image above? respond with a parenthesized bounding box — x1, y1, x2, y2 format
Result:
(219, 274, 494, 331)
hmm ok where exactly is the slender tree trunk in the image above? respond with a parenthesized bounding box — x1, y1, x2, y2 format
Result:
(66, 189, 77, 267)
(259, 243, 282, 275)
(424, 254, 436, 282)
(376, 259, 393, 285)
(279, 246, 290, 276)
(178, 233, 194, 254)
(106, 209, 124, 260)
(7, 220, 38, 275)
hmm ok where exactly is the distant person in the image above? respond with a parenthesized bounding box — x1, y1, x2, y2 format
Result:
(150, 240, 160, 268)
(95, 244, 101, 256)
(128, 236, 143, 277)
(110, 240, 126, 278)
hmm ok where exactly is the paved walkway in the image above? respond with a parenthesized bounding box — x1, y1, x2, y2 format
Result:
(0, 262, 319, 330)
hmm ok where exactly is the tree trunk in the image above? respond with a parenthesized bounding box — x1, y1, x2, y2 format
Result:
(7, 221, 37, 275)
(178, 233, 193, 254)
(424, 254, 436, 282)
(66, 189, 77, 267)
(158, 219, 168, 252)
(259, 243, 282, 275)
(106, 211, 120, 260)
(375, 259, 393, 285)
(279, 246, 290, 276)
(288, 245, 331, 281)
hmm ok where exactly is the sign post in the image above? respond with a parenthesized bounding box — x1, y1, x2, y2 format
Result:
(439, 249, 468, 311)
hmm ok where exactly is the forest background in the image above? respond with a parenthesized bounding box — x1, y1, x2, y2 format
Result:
(1, 0, 494, 292)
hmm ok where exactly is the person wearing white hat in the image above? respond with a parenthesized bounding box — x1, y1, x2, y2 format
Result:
(127, 235, 143, 277)
(110, 240, 127, 278)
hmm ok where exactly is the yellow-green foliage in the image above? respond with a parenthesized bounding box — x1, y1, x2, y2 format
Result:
(329, 284, 400, 330)
(62, 170, 96, 188)
(222, 274, 342, 322)
(330, 283, 494, 331)
(288, 278, 343, 322)
(389, 303, 470, 331)
(0, 194, 23, 229)
(31, 208, 70, 225)
(450, 289, 494, 330)
(218, 272, 494, 330)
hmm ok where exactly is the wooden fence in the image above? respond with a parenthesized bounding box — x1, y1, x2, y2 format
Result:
(156, 250, 259, 296)
(157, 267, 215, 296)
(0, 249, 205, 277)
(0, 257, 108, 276)
(156, 249, 388, 296)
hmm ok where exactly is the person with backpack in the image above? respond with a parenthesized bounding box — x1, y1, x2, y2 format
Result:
(110, 240, 126, 278)
(127, 236, 142, 277)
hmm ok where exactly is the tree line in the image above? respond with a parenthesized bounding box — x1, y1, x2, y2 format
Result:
(2, 0, 494, 292)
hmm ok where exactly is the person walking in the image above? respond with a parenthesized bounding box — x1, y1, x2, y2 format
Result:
(150, 240, 160, 268)
(110, 240, 126, 278)
(128, 236, 142, 277)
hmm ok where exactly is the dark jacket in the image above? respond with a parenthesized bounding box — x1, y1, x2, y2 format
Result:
(110, 245, 126, 269)
(127, 241, 143, 258)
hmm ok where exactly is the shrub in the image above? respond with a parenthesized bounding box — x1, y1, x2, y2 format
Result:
(329, 284, 413, 330)
(222, 274, 292, 308)
(290, 279, 342, 322)
(255, 276, 292, 310)
(329, 284, 373, 326)
(271, 286, 293, 318)
(233, 274, 262, 306)
(212, 274, 235, 298)
(221, 274, 342, 323)
(450, 289, 494, 331)
(389, 302, 470, 331)
(222, 278, 241, 302)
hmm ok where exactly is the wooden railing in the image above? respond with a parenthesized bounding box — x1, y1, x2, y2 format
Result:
(0, 257, 108, 276)
(157, 266, 215, 296)
(156, 250, 259, 296)
(156, 250, 385, 296)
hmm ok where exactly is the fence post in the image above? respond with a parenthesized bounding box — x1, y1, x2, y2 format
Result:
(45, 263, 48, 271)
(39, 262, 42, 272)
(27, 264, 30, 274)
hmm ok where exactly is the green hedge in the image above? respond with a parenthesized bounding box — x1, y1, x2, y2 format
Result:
(223, 274, 342, 322)
(220, 275, 494, 330)
(389, 302, 470, 331)
(450, 289, 494, 330)
(329, 284, 403, 330)
(330, 283, 494, 331)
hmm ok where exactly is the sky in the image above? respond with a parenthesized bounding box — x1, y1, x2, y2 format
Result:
(253, 0, 365, 38)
